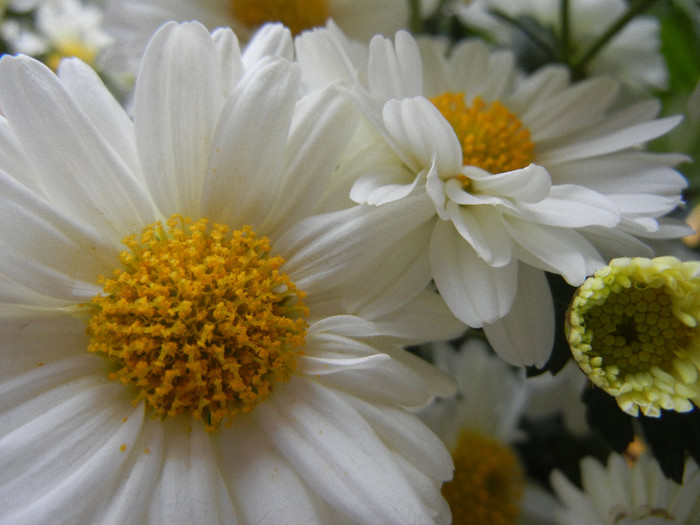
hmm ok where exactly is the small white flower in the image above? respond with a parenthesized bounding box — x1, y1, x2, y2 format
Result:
(296, 27, 690, 368)
(551, 453, 700, 524)
(0, 21, 465, 524)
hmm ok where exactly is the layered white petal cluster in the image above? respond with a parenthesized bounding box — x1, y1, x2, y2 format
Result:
(296, 25, 690, 367)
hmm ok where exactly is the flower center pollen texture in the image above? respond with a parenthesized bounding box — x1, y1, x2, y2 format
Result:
(566, 257, 700, 417)
(87, 215, 308, 431)
(429, 92, 535, 186)
(230, 0, 330, 36)
(442, 430, 524, 525)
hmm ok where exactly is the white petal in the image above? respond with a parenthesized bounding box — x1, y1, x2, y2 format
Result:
(0, 305, 88, 379)
(515, 184, 620, 228)
(0, 377, 141, 523)
(202, 57, 300, 228)
(257, 378, 436, 524)
(276, 195, 434, 294)
(446, 202, 512, 266)
(242, 23, 294, 67)
(344, 396, 453, 482)
(483, 264, 555, 367)
(340, 219, 433, 319)
(134, 21, 225, 216)
(382, 96, 462, 174)
(468, 164, 551, 202)
(430, 221, 517, 326)
(263, 86, 358, 232)
(298, 354, 391, 375)
(211, 27, 245, 98)
(218, 415, 331, 525)
(57, 58, 142, 181)
(0, 55, 153, 238)
(147, 418, 235, 525)
(539, 115, 683, 164)
(371, 290, 466, 342)
(367, 33, 422, 100)
(525, 77, 619, 143)
(506, 219, 604, 285)
(99, 420, 167, 525)
(0, 173, 116, 301)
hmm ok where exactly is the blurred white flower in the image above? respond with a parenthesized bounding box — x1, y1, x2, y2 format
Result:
(421, 339, 561, 524)
(1, 0, 112, 71)
(551, 453, 700, 524)
(455, 0, 668, 94)
(100, 0, 411, 75)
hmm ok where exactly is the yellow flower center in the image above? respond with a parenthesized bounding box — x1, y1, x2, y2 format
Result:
(429, 92, 535, 187)
(46, 40, 98, 72)
(442, 430, 524, 525)
(86, 215, 308, 431)
(229, 0, 330, 36)
(566, 257, 700, 417)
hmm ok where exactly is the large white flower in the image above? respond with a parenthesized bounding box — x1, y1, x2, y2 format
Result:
(99, 0, 411, 75)
(0, 21, 465, 524)
(296, 26, 690, 368)
(551, 453, 700, 524)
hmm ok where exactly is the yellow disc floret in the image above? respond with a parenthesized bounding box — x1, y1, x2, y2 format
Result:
(230, 0, 329, 36)
(566, 257, 700, 417)
(442, 430, 524, 525)
(87, 215, 308, 431)
(430, 92, 535, 177)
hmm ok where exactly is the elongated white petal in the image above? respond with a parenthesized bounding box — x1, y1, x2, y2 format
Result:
(0, 55, 153, 239)
(218, 415, 331, 525)
(430, 220, 517, 326)
(203, 57, 300, 228)
(277, 195, 434, 293)
(134, 21, 225, 217)
(514, 184, 620, 228)
(382, 96, 462, 174)
(257, 379, 437, 524)
(483, 264, 555, 367)
(147, 419, 235, 525)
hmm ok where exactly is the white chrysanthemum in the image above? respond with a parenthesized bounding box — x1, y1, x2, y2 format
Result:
(551, 453, 700, 524)
(0, 21, 466, 524)
(1, 0, 112, 71)
(296, 26, 690, 368)
(455, 0, 668, 94)
(421, 339, 562, 524)
(99, 0, 410, 75)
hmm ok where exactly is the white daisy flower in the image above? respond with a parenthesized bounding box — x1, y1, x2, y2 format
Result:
(99, 0, 411, 75)
(454, 0, 668, 94)
(551, 453, 700, 524)
(295, 27, 690, 368)
(0, 21, 465, 524)
(1, 0, 112, 71)
(421, 339, 562, 524)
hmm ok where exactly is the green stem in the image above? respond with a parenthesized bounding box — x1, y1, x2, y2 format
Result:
(408, 0, 423, 34)
(488, 8, 559, 61)
(559, 0, 571, 63)
(571, 0, 661, 76)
